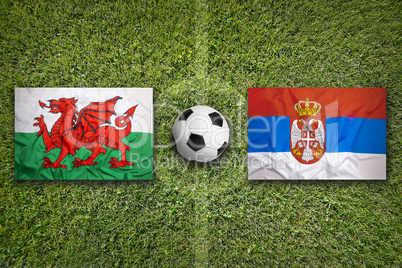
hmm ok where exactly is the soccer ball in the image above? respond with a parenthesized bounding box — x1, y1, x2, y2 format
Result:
(172, 106, 230, 162)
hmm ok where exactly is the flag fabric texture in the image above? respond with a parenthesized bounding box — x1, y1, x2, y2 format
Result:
(248, 88, 386, 180)
(15, 88, 153, 180)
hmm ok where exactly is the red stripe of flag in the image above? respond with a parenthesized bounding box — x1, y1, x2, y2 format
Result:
(248, 88, 386, 119)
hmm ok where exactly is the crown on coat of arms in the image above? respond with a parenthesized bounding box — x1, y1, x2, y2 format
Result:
(294, 98, 321, 116)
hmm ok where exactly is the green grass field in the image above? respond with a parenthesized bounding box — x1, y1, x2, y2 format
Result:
(1, 0, 401, 266)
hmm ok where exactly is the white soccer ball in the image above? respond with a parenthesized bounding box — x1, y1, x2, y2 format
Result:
(172, 106, 230, 162)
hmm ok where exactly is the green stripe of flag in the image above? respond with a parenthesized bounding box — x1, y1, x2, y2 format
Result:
(15, 132, 153, 180)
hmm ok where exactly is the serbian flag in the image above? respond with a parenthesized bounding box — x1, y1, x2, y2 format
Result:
(248, 88, 386, 180)
(15, 88, 153, 180)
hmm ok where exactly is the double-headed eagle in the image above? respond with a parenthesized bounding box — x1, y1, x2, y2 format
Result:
(291, 119, 325, 162)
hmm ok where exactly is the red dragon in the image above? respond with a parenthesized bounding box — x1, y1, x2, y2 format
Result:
(33, 96, 137, 169)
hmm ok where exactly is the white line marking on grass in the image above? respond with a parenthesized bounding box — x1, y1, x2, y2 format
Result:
(193, 0, 210, 266)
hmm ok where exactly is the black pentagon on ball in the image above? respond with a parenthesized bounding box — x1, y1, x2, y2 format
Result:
(217, 141, 228, 156)
(187, 133, 205, 151)
(179, 109, 194, 121)
(208, 112, 223, 127)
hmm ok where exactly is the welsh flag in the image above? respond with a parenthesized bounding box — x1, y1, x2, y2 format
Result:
(15, 88, 153, 180)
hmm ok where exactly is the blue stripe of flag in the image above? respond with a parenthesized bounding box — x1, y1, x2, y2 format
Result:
(248, 116, 290, 153)
(326, 117, 386, 154)
(248, 116, 386, 154)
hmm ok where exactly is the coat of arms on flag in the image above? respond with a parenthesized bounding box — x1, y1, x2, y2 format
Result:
(15, 88, 153, 180)
(248, 88, 386, 180)
(290, 98, 325, 164)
